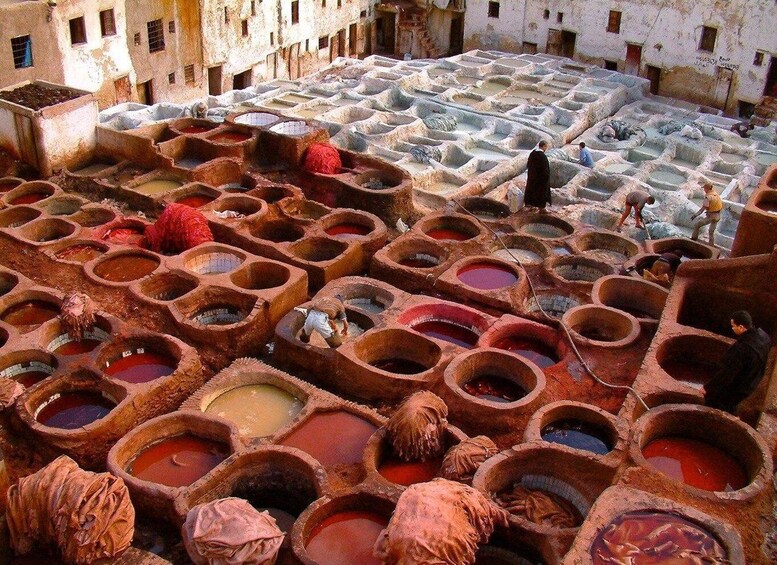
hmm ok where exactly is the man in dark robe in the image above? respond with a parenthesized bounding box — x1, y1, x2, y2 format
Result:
(525, 140, 551, 210)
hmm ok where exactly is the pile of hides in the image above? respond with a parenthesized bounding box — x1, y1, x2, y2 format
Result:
(183, 498, 284, 565)
(423, 113, 458, 132)
(93, 217, 147, 246)
(7, 456, 134, 564)
(59, 292, 95, 342)
(385, 391, 448, 461)
(410, 144, 442, 164)
(439, 436, 499, 484)
(374, 478, 509, 565)
(145, 203, 213, 254)
(494, 484, 579, 528)
(598, 120, 640, 142)
(302, 143, 342, 175)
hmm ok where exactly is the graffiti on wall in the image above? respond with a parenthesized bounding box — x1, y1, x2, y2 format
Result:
(695, 54, 740, 71)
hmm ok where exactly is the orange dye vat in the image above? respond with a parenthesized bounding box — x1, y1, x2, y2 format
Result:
(129, 435, 228, 487)
(279, 411, 377, 466)
(305, 511, 388, 565)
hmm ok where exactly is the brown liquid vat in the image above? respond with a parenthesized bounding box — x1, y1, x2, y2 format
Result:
(48, 239, 109, 265)
(645, 237, 720, 260)
(230, 261, 292, 291)
(441, 348, 547, 434)
(40, 195, 87, 217)
(107, 411, 240, 523)
(96, 335, 183, 386)
(249, 219, 307, 243)
(592, 275, 668, 328)
(562, 305, 641, 349)
(70, 205, 117, 228)
(15, 218, 78, 245)
(131, 271, 200, 304)
(89, 250, 161, 286)
(0, 206, 42, 228)
(415, 213, 486, 243)
(0, 176, 25, 192)
(652, 334, 730, 394)
(629, 404, 772, 502)
(289, 237, 349, 263)
(3, 180, 58, 206)
(247, 183, 300, 204)
(0, 349, 58, 389)
(457, 196, 511, 221)
(0, 270, 19, 297)
(0, 290, 61, 334)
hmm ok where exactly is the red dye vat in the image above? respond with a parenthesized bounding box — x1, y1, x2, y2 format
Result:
(325, 223, 371, 237)
(36, 392, 115, 429)
(0, 181, 18, 193)
(493, 336, 558, 368)
(105, 352, 176, 384)
(16, 371, 51, 388)
(412, 320, 479, 348)
(371, 358, 428, 374)
(129, 434, 228, 487)
(55, 244, 104, 263)
(463, 375, 527, 403)
(642, 436, 747, 492)
(305, 511, 388, 565)
(94, 255, 159, 282)
(54, 339, 102, 355)
(180, 125, 213, 134)
(379, 456, 441, 486)
(1, 301, 59, 331)
(10, 192, 49, 205)
(210, 131, 252, 143)
(660, 358, 718, 387)
(176, 194, 215, 208)
(425, 228, 472, 241)
(279, 411, 377, 467)
(457, 262, 518, 290)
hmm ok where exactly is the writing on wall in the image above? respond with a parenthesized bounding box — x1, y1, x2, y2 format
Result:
(695, 54, 740, 71)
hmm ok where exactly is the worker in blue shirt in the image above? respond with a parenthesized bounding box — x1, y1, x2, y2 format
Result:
(578, 142, 594, 167)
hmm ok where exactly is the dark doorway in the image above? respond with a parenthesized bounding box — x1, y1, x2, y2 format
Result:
(625, 44, 641, 75)
(646, 65, 661, 95)
(449, 16, 463, 55)
(560, 30, 576, 59)
(232, 69, 251, 90)
(208, 66, 222, 95)
(376, 12, 395, 54)
(546, 29, 561, 55)
(765, 56, 777, 97)
(138, 80, 153, 104)
(266, 53, 277, 80)
(337, 29, 346, 58)
(349, 23, 358, 56)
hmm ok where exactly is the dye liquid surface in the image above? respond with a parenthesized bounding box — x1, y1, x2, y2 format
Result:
(425, 228, 471, 241)
(94, 256, 159, 282)
(541, 419, 612, 455)
(1, 301, 59, 332)
(325, 223, 371, 237)
(493, 336, 558, 368)
(642, 436, 747, 491)
(36, 392, 115, 429)
(463, 375, 527, 403)
(105, 352, 176, 384)
(54, 338, 102, 355)
(55, 244, 104, 263)
(305, 511, 388, 565)
(11, 193, 48, 205)
(176, 195, 215, 208)
(378, 455, 441, 486)
(205, 384, 304, 437)
(279, 411, 377, 467)
(412, 320, 479, 348)
(129, 435, 228, 487)
(370, 358, 428, 374)
(457, 263, 518, 290)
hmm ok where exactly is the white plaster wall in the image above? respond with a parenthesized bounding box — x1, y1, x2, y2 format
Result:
(39, 100, 99, 174)
(464, 0, 777, 113)
(0, 106, 20, 158)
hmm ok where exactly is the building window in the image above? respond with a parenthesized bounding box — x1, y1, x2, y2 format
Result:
(319, 35, 329, 49)
(168, 21, 176, 34)
(322, 0, 326, 6)
(168, 72, 176, 84)
(291, 1, 299, 23)
(305, 39, 310, 51)
(607, 11, 621, 34)
(251, 1, 256, 16)
(487, 2, 499, 18)
(270, 32, 274, 45)
(699, 26, 717, 52)
(360, 10, 366, 18)
(604, 60, 618, 71)
(224, 7, 229, 22)
(184, 64, 195, 84)
(337, 0, 342, 8)
(11, 35, 33, 69)
(242, 20, 249, 36)
(100, 10, 116, 37)
(754, 51, 765, 66)
(134, 32, 141, 45)
(543, 9, 550, 19)
(147, 19, 165, 53)
(557, 12, 563, 23)
(738, 100, 755, 119)
(69, 16, 87, 45)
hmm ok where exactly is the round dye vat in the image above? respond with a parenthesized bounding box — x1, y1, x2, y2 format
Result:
(325, 223, 371, 238)
(14, 370, 53, 388)
(192, 306, 246, 326)
(134, 180, 183, 196)
(94, 255, 159, 282)
(591, 511, 727, 565)
(205, 384, 304, 437)
(36, 392, 115, 429)
(176, 194, 215, 208)
(660, 358, 717, 388)
(180, 125, 213, 134)
(379, 456, 442, 486)
(642, 436, 747, 492)
(54, 339, 103, 356)
(370, 358, 428, 374)
(541, 419, 612, 455)
(463, 375, 527, 403)
(279, 411, 377, 466)
(457, 263, 518, 290)
(615, 305, 656, 320)
(305, 511, 388, 565)
(10, 193, 49, 205)
(345, 298, 386, 314)
(398, 254, 439, 268)
(210, 131, 252, 143)
(54, 244, 104, 263)
(129, 434, 228, 487)
(412, 320, 479, 348)
(104, 352, 176, 384)
(425, 228, 472, 241)
(493, 336, 558, 368)
(1, 301, 59, 332)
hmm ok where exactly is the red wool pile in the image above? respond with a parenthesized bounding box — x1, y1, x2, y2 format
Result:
(145, 203, 213, 253)
(302, 143, 342, 174)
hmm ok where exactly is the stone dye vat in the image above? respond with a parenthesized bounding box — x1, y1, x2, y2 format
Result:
(204, 384, 304, 437)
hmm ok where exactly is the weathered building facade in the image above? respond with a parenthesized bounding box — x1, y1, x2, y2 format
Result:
(464, 0, 777, 116)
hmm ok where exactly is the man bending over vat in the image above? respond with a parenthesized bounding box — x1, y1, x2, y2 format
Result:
(705, 310, 772, 415)
(299, 296, 349, 348)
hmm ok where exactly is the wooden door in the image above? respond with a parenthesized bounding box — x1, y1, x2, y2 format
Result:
(114, 76, 131, 104)
(625, 44, 641, 75)
(14, 114, 38, 170)
(546, 29, 561, 55)
(646, 65, 661, 95)
(207, 66, 222, 95)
